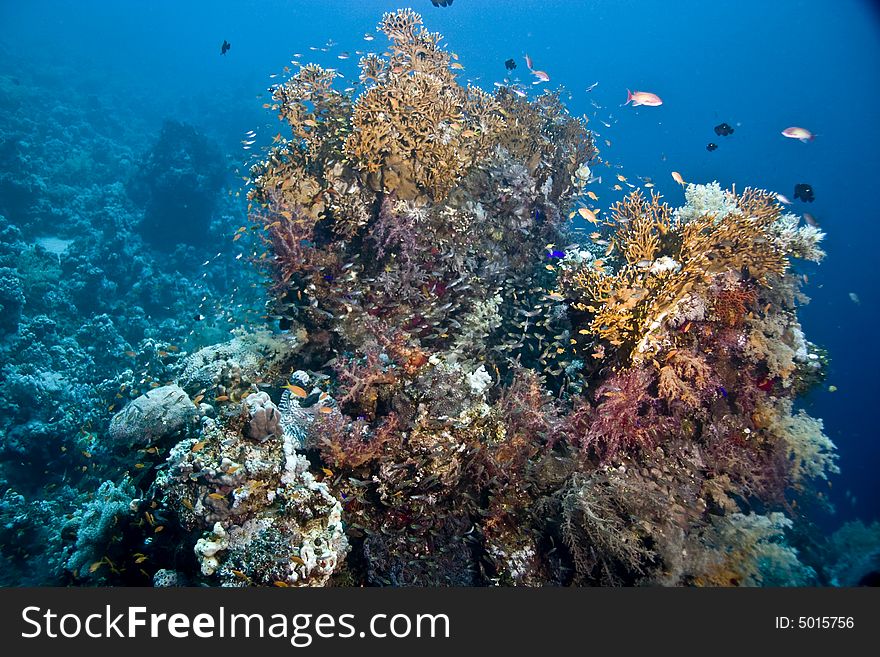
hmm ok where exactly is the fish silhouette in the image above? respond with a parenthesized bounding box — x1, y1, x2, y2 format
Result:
(794, 183, 814, 202)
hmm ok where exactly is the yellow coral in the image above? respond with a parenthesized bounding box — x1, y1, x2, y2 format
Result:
(559, 187, 793, 364)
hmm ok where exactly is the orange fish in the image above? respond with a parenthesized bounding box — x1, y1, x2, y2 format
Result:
(625, 89, 662, 106)
(671, 171, 685, 186)
(283, 384, 308, 398)
(577, 207, 597, 223)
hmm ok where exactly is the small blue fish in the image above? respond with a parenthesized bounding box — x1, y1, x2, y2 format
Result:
(546, 250, 565, 259)
(717, 386, 727, 398)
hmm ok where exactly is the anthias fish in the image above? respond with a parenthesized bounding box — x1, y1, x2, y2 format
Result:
(625, 89, 662, 106)
(782, 126, 814, 142)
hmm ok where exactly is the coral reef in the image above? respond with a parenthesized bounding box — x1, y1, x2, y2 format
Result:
(0, 11, 850, 589)
(128, 120, 226, 248)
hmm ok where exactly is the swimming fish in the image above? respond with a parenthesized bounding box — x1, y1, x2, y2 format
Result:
(782, 126, 814, 142)
(505, 58, 517, 71)
(221, 40, 231, 55)
(671, 171, 685, 186)
(793, 183, 814, 202)
(803, 212, 819, 228)
(706, 142, 718, 151)
(431, 0, 454, 6)
(775, 193, 792, 205)
(577, 207, 598, 223)
(524, 54, 549, 82)
(531, 70, 550, 83)
(586, 81, 599, 92)
(283, 383, 308, 398)
(714, 122, 734, 136)
(625, 89, 662, 106)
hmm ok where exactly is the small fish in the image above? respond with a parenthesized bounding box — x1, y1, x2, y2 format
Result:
(89, 561, 104, 573)
(706, 142, 718, 152)
(181, 499, 195, 511)
(775, 192, 792, 205)
(828, 385, 838, 392)
(505, 58, 517, 71)
(321, 467, 334, 477)
(578, 207, 597, 222)
(781, 126, 814, 142)
(617, 174, 627, 182)
(291, 555, 306, 566)
(273, 581, 290, 587)
(214, 395, 229, 402)
(625, 89, 662, 106)
(586, 81, 599, 92)
(124, 350, 137, 358)
(282, 384, 308, 398)
(191, 441, 207, 453)
(613, 184, 623, 190)
(208, 493, 225, 500)
(587, 191, 599, 201)
(714, 122, 734, 136)
(803, 212, 820, 228)
(531, 70, 550, 83)
(318, 406, 334, 414)
(221, 40, 231, 56)
(793, 183, 814, 203)
(849, 292, 861, 305)
(671, 171, 686, 186)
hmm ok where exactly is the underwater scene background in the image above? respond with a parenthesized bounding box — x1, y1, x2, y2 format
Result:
(0, 0, 878, 586)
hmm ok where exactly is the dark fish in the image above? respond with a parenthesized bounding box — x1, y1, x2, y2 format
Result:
(794, 183, 814, 202)
(431, 0, 453, 6)
(505, 58, 517, 71)
(221, 40, 231, 55)
(706, 142, 718, 152)
(714, 122, 734, 136)
(194, 314, 205, 321)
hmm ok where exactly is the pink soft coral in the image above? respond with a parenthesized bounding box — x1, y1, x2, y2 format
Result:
(569, 367, 676, 462)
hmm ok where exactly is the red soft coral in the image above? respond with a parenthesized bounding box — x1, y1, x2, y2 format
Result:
(569, 367, 676, 462)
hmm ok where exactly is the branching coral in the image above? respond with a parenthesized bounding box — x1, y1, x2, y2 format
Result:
(559, 185, 809, 365)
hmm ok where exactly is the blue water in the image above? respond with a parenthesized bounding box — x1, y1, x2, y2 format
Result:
(0, 0, 877, 535)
